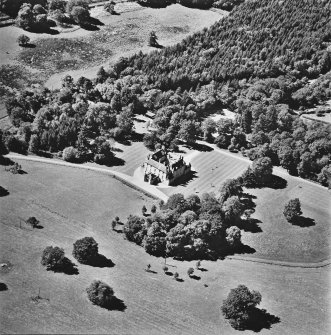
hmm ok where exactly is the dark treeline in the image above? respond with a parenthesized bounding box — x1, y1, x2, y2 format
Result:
(3, 0, 331, 183)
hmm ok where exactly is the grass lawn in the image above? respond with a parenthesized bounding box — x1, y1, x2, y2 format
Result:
(0, 159, 330, 334)
(242, 174, 331, 263)
(159, 149, 250, 197)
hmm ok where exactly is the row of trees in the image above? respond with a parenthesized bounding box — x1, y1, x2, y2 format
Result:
(3, 74, 138, 165)
(13, 0, 95, 30)
(41, 236, 99, 272)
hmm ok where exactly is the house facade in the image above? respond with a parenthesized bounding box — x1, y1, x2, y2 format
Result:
(143, 149, 191, 185)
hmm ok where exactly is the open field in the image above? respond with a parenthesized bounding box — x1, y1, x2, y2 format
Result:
(0, 4, 224, 92)
(242, 173, 331, 263)
(0, 160, 330, 334)
(158, 149, 250, 197)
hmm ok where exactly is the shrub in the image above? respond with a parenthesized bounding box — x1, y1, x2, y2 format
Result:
(162, 265, 168, 273)
(225, 226, 241, 247)
(62, 146, 78, 162)
(17, 34, 30, 46)
(66, 0, 90, 13)
(48, 0, 67, 12)
(283, 198, 302, 222)
(5, 135, 27, 154)
(73, 237, 98, 264)
(221, 285, 262, 330)
(16, 4, 34, 30)
(149, 31, 158, 47)
(123, 215, 146, 245)
(7, 162, 23, 174)
(173, 272, 179, 280)
(70, 5, 90, 25)
(41, 246, 65, 270)
(26, 216, 39, 228)
(143, 222, 166, 256)
(151, 204, 157, 214)
(50, 9, 67, 25)
(86, 280, 114, 308)
(33, 4, 47, 14)
(187, 267, 194, 276)
(104, 1, 115, 14)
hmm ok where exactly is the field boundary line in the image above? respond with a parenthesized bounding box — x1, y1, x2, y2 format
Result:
(5, 154, 168, 202)
(226, 255, 331, 268)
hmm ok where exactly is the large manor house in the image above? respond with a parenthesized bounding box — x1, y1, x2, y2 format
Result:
(143, 149, 191, 185)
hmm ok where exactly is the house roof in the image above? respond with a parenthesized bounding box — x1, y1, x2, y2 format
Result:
(146, 111, 156, 118)
(145, 159, 167, 173)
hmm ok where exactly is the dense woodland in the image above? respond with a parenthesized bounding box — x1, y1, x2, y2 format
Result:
(2, 0, 331, 184)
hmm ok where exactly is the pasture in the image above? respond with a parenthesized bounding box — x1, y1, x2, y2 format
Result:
(242, 174, 331, 263)
(0, 159, 330, 334)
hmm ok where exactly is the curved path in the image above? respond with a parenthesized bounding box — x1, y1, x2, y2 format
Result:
(5, 153, 330, 268)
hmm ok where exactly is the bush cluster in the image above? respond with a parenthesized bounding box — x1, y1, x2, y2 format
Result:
(123, 177, 247, 260)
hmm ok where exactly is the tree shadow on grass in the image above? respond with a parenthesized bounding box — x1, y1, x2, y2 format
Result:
(100, 156, 125, 167)
(62, 258, 79, 275)
(51, 258, 79, 275)
(88, 17, 104, 26)
(0, 282, 8, 291)
(237, 218, 262, 233)
(189, 275, 201, 280)
(22, 43, 36, 48)
(185, 142, 213, 152)
(171, 170, 198, 186)
(0, 186, 9, 197)
(131, 132, 144, 142)
(0, 156, 14, 166)
(198, 267, 208, 272)
(225, 244, 256, 257)
(244, 308, 280, 332)
(31, 26, 59, 35)
(81, 23, 100, 31)
(104, 296, 127, 312)
(88, 254, 115, 268)
(153, 44, 164, 49)
(32, 223, 44, 229)
(241, 198, 256, 212)
(175, 278, 184, 282)
(265, 175, 287, 189)
(145, 269, 157, 274)
(292, 216, 316, 228)
(165, 271, 173, 276)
